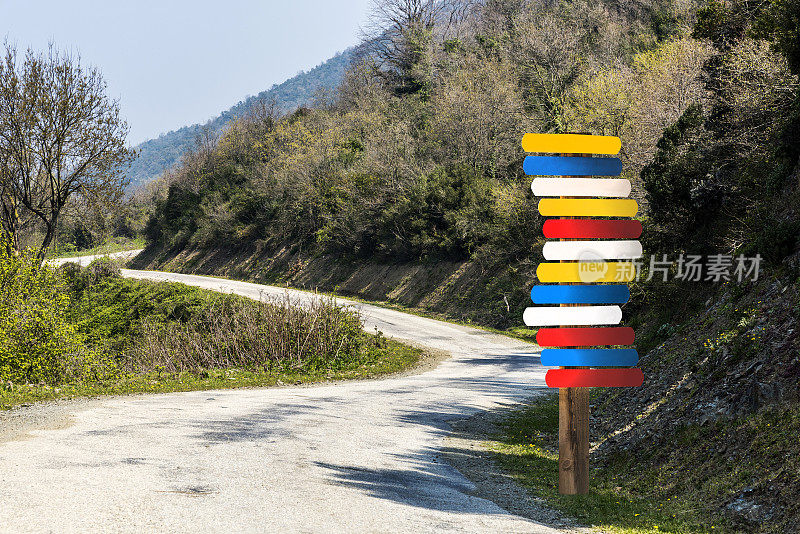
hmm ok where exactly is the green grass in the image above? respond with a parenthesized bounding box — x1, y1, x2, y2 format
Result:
(65, 273, 229, 351)
(0, 337, 423, 410)
(487, 395, 728, 534)
(48, 237, 144, 258)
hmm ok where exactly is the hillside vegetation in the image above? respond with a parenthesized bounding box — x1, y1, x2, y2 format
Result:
(133, 0, 800, 530)
(138, 0, 709, 322)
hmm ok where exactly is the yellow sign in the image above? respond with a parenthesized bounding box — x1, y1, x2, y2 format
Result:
(522, 133, 621, 154)
(538, 198, 638, 217)
(536, 262, 637, 283)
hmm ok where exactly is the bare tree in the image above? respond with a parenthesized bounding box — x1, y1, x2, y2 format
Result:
(512, 11, 585, 132)
(246, 96, 279, 132)
(0, 150, 37, 253)
(358, 0, 474, 95)
(0, 43, 134, 260)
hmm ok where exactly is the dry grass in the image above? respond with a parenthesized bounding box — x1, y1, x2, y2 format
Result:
(126, 293, 367, 374)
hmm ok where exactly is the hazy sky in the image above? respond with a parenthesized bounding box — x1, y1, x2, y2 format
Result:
(2, 0, 372, 145)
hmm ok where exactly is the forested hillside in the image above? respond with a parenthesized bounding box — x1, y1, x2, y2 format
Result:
(137, 0, 710, 320)
(127, 49, 354, 189)
(132, 0, 800, 529)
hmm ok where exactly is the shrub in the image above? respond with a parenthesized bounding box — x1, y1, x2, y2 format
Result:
(61, 269, 370, 375)
(376, 165, 498, 259)
(59, 256, 122, 294)
(86, 257, 122, 280)
(65, 274, 217, 350)
(128, 294, 366, 373)
(740, 220, 800, 265)
(0, 248, 81, 384)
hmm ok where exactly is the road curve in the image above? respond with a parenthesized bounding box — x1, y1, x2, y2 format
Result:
(1, 253, 555, 533)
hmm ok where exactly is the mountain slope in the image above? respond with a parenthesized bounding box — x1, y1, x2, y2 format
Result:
(127, 48, 354, 189)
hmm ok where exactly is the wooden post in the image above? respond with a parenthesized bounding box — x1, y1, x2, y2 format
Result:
(559, 384, 589, 493)
(559, 142, 590, 495)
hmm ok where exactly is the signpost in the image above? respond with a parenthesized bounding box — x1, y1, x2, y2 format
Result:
(522, 133, 643, 495)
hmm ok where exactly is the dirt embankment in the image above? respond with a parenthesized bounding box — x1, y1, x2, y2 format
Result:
(131, 243, 535, 329)
(591, 270, 800, 531)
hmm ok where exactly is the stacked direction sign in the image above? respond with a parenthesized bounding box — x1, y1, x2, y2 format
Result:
(522, 133, 643, 494)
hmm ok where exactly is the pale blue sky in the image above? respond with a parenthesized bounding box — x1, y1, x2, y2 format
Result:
(2, 0, 371, 144)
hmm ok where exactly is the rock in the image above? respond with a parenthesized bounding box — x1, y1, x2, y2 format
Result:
(726, 490, 773, 522)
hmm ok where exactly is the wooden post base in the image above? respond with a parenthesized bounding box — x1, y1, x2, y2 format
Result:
(559, 386, 589, 494)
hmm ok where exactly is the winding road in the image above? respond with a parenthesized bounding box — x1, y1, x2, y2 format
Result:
(0, 252, 558, 533)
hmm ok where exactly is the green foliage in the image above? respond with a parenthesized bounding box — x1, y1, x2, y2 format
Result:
(649, 5, 681, 41)
(375, 165, 498, 259)
(0, 248, 81, 384)
(63, 263, 379, 375)
(641, 104, 713, 246)
(752, 0, 800, 75)
(644, 11, 799, 255)
(739, 220, 800, 265)
(65, 264, 225, 352)
(140, 0, 700, 265)
(62, 223, 95, 250)
(695, 0, 800, 75)
(145, 184, 202, 246)
(693, 0, 729, 42)
(129, 295, 367, 374)
(0, 254, 425, 408)
(138, 0, 800, 313)
(1, 337, 423, 411)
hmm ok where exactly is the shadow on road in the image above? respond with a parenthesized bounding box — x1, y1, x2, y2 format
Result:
(311, 397, 574, 529)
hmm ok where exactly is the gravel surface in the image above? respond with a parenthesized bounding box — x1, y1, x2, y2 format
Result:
(0, 254, 569, 533)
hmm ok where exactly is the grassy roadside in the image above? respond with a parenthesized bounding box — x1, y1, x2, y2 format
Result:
(487, 394, 728, 534)
(1, 258, 429, 411)
(0, 338, 423, 410)
(48, 237, 145, 258)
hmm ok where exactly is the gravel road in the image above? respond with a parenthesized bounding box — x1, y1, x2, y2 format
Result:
(0, 252, 563, 533)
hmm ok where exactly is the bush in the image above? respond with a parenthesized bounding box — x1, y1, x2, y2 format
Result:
(65, 273, 219, 350)
(87, 257, 122, 280)
(641, 103, 710, 241)
(62, 269, 370, 374)
(59, 257, 122, 293)
(375, 165, 498, 259)
(128, 294, 366, 373)
(0, 249, 81, 384)
(740, 220, 800, 265)
(145, 184, 202, 245)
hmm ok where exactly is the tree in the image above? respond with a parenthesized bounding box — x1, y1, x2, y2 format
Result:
(359, 0, 471, 96)
(761, 0, 800, 75)
(567, 38, 712, 173)
(0, 44, 134, 260)
(512, 10, 585, 132)
(429, 55, 524, 174)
